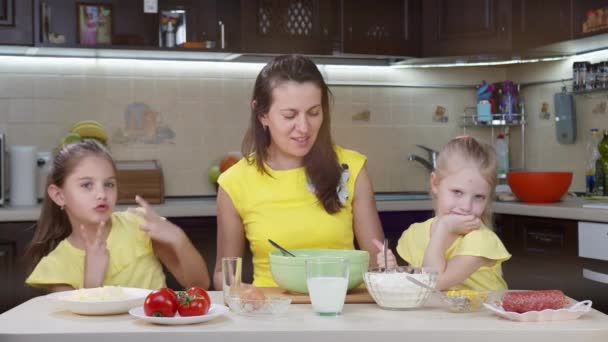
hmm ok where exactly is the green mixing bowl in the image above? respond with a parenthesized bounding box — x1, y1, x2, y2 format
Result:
(269, 249, 370, 294)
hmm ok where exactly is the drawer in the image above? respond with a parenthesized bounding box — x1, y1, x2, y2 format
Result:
(579, 222, 608, 261)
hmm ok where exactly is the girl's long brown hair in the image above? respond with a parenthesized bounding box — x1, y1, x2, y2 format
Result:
(24, 139, 115, 275)
(433, 135, 498, 227)
(242, 54, 343, 214)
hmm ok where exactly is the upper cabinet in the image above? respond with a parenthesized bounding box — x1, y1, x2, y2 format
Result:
(32, 0, 237, 50)
(422, 0, 512, 57)
(0, 0, 33, 45)
(240, 0, 333, 54)
(511, 0, 573, 51)
(343, 0, 421, 56)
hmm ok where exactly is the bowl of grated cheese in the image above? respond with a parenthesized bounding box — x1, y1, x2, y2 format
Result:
(46, 286, 151, 315)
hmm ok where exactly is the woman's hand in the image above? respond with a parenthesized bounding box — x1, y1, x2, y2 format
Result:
(81, 221, 109, 288)
(434, 213, 481, 236)
(131, 195, 185, 246)
(371, 239, 397, 269)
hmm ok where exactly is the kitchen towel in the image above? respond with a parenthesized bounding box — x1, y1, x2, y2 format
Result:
(10, 145, 38, 206)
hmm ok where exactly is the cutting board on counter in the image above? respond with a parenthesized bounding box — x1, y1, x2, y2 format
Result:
(259, 287, 374, 304)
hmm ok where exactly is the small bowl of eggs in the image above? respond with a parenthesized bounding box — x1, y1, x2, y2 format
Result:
(226, 286, 291, 316)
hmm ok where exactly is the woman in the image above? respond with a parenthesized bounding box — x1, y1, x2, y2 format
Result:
(213, 54, 385, 289)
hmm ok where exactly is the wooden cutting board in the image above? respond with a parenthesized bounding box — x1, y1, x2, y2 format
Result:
(259, 287, 374, 304)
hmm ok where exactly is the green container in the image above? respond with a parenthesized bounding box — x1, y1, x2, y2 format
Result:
(269, 249, 370, 294)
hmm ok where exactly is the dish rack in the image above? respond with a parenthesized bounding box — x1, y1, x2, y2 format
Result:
(461, 107, 526, 179)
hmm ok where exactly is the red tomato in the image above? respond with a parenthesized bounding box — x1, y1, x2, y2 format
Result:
(178, 295, 210, 316)
(186, 287, 211, 305)
(144, 288, 178, 317)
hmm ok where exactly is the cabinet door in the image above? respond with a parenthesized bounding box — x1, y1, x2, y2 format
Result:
(422, 0, 512, 56)
(495, 215, 580, 292)
(240, 0, 333, 54)
(0, 0, 33, 45)
(0, 222, 42, 314)
(343, 0, 421, 56)
(512, 0, 572, 51)
(573, 0, 608, 38)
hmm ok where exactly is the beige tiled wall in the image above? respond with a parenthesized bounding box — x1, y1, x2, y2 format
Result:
(1, 56, 513, 196)
(508, 49, 608, 192)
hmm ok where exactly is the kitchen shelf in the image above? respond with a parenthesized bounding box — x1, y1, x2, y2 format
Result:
(461, 113, 526, 127)
(461, 109, 527, 179)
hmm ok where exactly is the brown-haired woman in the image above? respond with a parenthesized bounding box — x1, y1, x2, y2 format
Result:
(213, 55, 385, 289)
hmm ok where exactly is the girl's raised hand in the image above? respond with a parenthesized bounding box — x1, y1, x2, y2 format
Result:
(371, 239, 397, 269)
(79, 220, 109, 259)
(131, 195, 182, 245)
(436, 213, 481, 235)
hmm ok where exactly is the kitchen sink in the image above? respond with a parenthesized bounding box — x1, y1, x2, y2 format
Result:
(374, 191, 431, 201)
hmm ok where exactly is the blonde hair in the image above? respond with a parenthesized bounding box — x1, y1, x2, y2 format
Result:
(433, 135, 497, 226)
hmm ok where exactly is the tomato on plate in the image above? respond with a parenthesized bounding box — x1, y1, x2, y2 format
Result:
(144, 288, 178, 317)
(186, 287, 211, 305)
(178, 296, 210, 316)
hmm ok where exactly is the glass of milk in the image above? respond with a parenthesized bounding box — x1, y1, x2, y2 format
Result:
(305, 257, 350, 316)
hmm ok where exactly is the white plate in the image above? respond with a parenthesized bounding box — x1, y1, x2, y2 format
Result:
(129, 304, 229, 325)
(483, 300, 593, 322)
(47, 287, 151, 315)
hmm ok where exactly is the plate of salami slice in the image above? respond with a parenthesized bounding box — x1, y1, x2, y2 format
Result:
(483, 290, 593, 322)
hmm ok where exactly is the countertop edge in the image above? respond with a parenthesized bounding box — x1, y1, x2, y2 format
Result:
(1, 198, 607, 223)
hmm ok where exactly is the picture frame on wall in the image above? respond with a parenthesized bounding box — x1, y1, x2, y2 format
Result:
(0, 0, 15, 27)
(76, 3, 112, 45)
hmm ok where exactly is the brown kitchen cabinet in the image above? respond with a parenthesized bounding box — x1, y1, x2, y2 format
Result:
(0, 221, 43, 314)
(422, 0, 513, 57)
(494, 214, 583, 294)
(32, 0, 239, 50)
(342, 0, 421, 56)
(0, 0, 34, 45)
(240, 0, 333, 54)
(511, 0, 573, 51)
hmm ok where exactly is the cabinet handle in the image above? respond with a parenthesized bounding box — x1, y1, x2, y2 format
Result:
(218, 21, 225, 50)
(583, 268, 608, 285)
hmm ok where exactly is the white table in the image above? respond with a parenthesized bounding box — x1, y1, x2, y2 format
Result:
(1, 291, 607, 342)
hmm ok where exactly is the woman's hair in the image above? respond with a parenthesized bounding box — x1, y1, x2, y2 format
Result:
(242, 54, 343, 214)
(24, 139, 115, 275)
(433, 135, 498, 226)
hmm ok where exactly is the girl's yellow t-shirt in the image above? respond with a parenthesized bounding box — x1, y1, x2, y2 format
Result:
(26, 211, 166, 290)
(396, 218, 511, 291)
(218, 145, 366, 287)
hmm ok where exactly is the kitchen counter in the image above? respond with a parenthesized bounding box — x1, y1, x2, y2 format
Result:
(1, 291, 607, 342)
(1, 196, 607, 223)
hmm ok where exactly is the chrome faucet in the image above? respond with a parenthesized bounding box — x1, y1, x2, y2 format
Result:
(408, 145, 439, 172)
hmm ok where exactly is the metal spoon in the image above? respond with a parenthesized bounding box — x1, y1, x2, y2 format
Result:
(405, 275, 471, 311)
(383, 239, 389, 273)
(268, 239, 296, 257)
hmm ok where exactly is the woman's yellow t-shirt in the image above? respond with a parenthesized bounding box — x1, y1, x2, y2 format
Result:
(218, 145, 366, 287)
(396, 218, 511, 291)
(26, 211, 166, 290)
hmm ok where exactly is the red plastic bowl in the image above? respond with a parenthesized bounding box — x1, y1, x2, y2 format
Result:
(506, 172, 573, 203)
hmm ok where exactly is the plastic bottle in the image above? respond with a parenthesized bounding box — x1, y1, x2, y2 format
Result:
(496, 133, 509, 176)
(597, 129, 608, 196)
(586, 128, 601, 195)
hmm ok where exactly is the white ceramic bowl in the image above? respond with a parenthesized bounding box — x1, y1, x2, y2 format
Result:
(47, 286, 151, 315)
(364, 266, 437, 310)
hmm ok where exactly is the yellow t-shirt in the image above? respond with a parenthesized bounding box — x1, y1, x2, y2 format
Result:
(396, 218, 511, 291)
(218, 145, 366, 286)
(26, 211, 166, 290)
